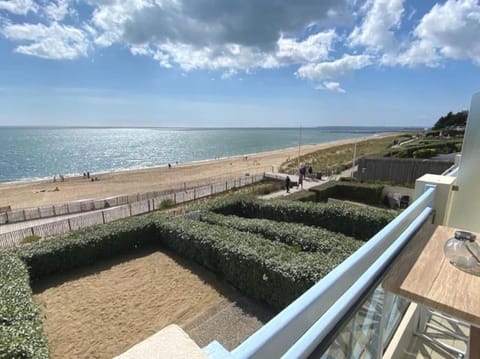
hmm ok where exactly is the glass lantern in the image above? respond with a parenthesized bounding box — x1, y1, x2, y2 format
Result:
(444, 231, 480, 276)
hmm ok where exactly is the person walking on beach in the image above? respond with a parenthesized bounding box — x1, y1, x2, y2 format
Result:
(285, 176, 291, 193)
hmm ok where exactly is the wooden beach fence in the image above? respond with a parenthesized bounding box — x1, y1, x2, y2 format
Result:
(0, 228, 33, 248)
(0, 173, 267, 248)
(31, 220, 70, 238)
(0, 172, 266, 225)
(0, 213, 7, 225)
(103, 205, 131, 223)
(68, 212, 104, 230)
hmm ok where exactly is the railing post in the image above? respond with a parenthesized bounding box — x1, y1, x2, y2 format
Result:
(414, 175, 453, 225)
(376, 291, 395, 359)
(424, 184, 436, 209)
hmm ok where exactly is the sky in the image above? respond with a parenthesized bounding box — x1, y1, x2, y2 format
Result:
(0, 0, 479, 128)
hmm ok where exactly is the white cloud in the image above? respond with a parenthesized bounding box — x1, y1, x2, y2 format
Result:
(43, 0, 71, 22)
(0, 0, 38, 15)
(220, 69, 237, 80)
(155, 42, 279, 71)
(2, 22, 89, 60)
(386, 0, 480, 66)
(91, 0, 154, 47)
(277, 30, 336, 63)
(88, 0, 345, 71)
(316, 81, 346, 93)
(349, 0, 404, 52)
(296, 54, 372, 81)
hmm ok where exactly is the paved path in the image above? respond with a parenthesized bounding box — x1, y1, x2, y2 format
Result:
(261, 166, 357, 199)
(261, 177, 326, 199)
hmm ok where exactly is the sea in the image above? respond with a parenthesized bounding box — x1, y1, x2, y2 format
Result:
(0, 127, 420, 183)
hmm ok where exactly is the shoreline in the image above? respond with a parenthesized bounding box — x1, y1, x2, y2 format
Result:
(0, 133, 398, 209)
(0, 133, 395, 187)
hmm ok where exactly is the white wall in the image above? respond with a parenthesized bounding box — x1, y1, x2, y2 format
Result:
(448, 93, 480, 232)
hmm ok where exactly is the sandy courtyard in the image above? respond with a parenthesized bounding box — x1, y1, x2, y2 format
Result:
(33, 247, 272, 359)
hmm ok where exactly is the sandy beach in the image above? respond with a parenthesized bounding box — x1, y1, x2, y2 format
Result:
(0, 134, 395, 209)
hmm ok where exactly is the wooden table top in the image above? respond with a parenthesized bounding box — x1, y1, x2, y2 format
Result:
(383, 224, 480, 327)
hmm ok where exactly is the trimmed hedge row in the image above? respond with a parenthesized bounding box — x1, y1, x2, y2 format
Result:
(154, 217, 344, 309)
(18, 214, 158, 281)
(309, 181, 384, 205)
(13, 212, 347, 310)
(282, 190, 317, 202)
(208, 195, 396, 241)
(0, 253, 49, 359)
(198, 211, 363, 254)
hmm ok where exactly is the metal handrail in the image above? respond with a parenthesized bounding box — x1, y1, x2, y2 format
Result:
(230, 186, 436, 359)
(442, 164, 459, 177)
(282, 206, 433, 358)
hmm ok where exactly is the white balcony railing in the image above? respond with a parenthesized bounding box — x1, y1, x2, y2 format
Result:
(204, 185, 436, 359)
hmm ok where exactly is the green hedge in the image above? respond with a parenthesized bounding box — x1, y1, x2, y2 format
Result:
(385, 140, 461, 158)
(282, 190, 318, 202)
(0, 253, 49, 359)
(198, 211, 363, 254)
(309, 181, 384, 205)
(308, 182, 337, 202)
(13, 212, 346, 310)
(17, 214, 158, 282)
(208, 195, 395, 241)
(154, 217, 343, 309)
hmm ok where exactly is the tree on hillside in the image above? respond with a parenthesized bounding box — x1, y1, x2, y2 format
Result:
(432, 110, 468, 130)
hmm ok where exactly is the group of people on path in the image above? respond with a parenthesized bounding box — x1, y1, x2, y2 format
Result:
(285, 163, 312, 193)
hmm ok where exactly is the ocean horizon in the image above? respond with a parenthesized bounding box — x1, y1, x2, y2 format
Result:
(0, 126, 421, 183)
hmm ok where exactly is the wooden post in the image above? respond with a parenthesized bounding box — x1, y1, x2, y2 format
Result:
(101, 211, 106, 224)
(470, 325, 480, 359)
(67, 219, 72, 230)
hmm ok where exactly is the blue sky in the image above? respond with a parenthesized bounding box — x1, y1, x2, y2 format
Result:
(0, 0, 479, 127)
